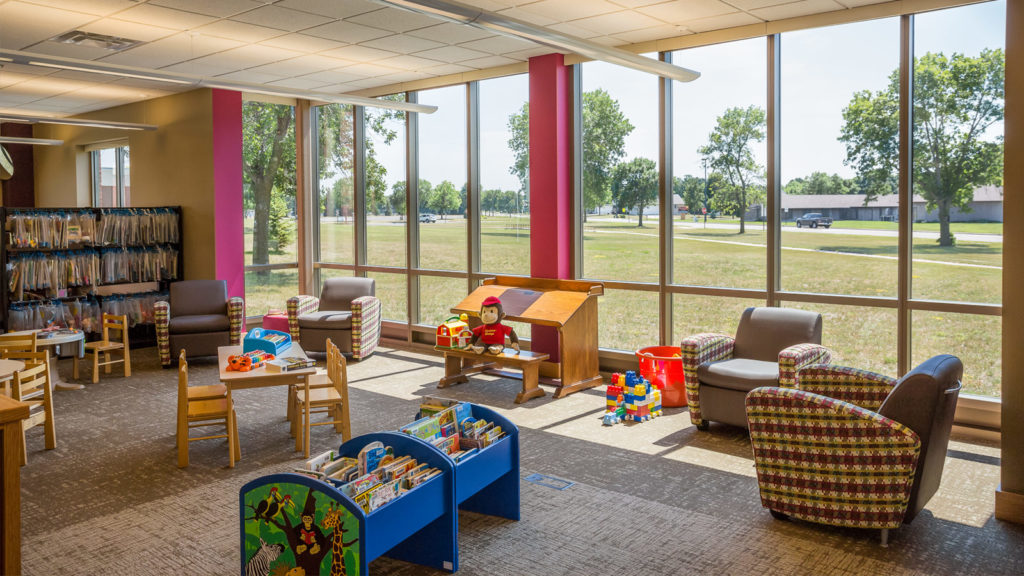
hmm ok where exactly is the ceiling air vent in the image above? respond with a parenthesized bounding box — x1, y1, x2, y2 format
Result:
(49, 31, 142, 52)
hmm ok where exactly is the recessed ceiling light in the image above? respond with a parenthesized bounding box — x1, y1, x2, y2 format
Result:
(49, 31, 142, 52)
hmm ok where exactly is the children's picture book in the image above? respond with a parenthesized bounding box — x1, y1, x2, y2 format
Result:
(401, 416, 440, 441)
(265, 356, 316, 372)
(358, 442, 390, 475)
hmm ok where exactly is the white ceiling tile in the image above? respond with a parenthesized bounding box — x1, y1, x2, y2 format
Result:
(494, 7, 557, 26)
(0, 72, 39, 89)
(0, 93, 42, 106)
(99, 33, 244, 68)
(0, 63, 50, 77)
(213, 70, 287, 84)
(612, 23, 688, 43)
(374, 70, 431, 83)
(0, 1, 98, 50)
(515, 0, 622, 22)
(189, 44, 299, 70)
(8, 76, 86, 96)
(321, 45, 397, 62)
(246, 54, 353, 76)
(193, 20, 285, 43)
(609, 0, 677, 7)
(725, 0, 798, 9)
(16, 41, 117, 61)
(274, 0, 380, 19)
(258, 33, 346, 53)
(19, 0, 136, 16)
(548, 22, 604, 39)
(148, 0, 267, 18)
(504, 46, 560, 59)
(684, 10, 763, 31)
(293, 69, 367, 84)
(466, 0, 516, 10)
(347, 7, 441, 33)
(160, 60, 235, 77)
(360, 34, 445, 54)
(314, 82, 362, 93)
(335, 77, 387, 89)
(750, 0, 845, 20)
(335, 63, 400, 78)
(265, 76, 330, 90)
(230, 5, 334, 32)
(413, 45, 490, 64)
(407, 24, 494, 45)
(304, 20, 392, 44)
(420, 62, 474, 75)
(375, 54, 446, 71)
(80, 19, 178, 43)
(589, 36, 623, 46)
(571, 10, 666, 35)
(638, 0, 738, 23)
(459, 54, 521, 68)
(835, 0, 891, 7)
(459, 35, 537, 55)
(113, 4, 218, 31)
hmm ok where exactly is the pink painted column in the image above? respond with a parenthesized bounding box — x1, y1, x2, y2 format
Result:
(211, 89, 245, 300)
(529, 54, 573, 361)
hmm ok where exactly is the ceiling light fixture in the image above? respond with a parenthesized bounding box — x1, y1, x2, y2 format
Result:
(0, 49, 437, 114)
(0, 113, 157, 131)
(369, 0, 700, 82)
(0, 136, 64, 146)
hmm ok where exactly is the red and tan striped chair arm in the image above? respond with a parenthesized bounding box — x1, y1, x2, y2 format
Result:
(155, 300, 171, 366)
(351, 295, 382, 360)
(228, 297, 245, 345)
(680, 333, 735, 427)
(286, 295, 319, 342)
(798, 364, 897, 411)
(778, 343, 831, 388)
(745, 387, 920, 530)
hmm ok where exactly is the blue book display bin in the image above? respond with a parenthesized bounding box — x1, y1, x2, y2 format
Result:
(242, 327, 292, 356)
(239, 432, 457, 576)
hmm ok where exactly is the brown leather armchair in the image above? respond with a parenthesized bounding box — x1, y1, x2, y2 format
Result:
(681, 307, 832, 430)
(155, 280, 244, 366)
(287, 278, 381, 359)
(746, 355, 963, 545)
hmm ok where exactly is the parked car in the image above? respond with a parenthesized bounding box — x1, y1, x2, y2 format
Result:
(419, 213, 437, 223)
(795, 213, 832, 228)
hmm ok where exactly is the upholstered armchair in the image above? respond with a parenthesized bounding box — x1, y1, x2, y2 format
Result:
(156, 280, 244, 366)
(745, 355, 963, 546)
(287, 277, 381, 360)
(681, 307, 831, 430)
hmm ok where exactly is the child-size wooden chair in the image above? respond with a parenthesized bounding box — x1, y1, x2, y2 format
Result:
(84, 314, 131, 383)
(292, 339, 351, 458)
(0, 332, 37, 357)
(7, 350, 56, 466)
(176, 350, 239, 468)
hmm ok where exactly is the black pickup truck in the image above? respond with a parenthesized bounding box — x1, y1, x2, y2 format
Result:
(795, 213, 833, 228)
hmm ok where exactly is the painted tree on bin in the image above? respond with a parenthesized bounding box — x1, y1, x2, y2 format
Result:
(840, 50, 1004, 247)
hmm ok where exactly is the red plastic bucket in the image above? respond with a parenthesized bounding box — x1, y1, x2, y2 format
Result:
(636, 345, 687, 407)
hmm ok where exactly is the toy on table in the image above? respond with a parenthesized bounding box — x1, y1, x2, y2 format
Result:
(242, 327, 292, 356)
(436, 314, 473, 349)
(469, 296, 519, 355)
(226, 350, 275, 372)
(602, 371, 662, 425)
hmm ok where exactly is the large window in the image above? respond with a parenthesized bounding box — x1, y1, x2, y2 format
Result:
(242, 101, 298, 317)
(315, 104, 355, 274)
(417, 85, 468, 273)
(90, 145, 130, 207)
(479, 74, 530, 276)
(367, 97, 408, 270)
(672, 39, 766, 290)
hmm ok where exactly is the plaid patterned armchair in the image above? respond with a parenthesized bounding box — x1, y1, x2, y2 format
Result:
(287, 277, 381, 360)
(681, 307, 831, 430)
(155, 280, 244, 366)
(745, 355, 963, 546)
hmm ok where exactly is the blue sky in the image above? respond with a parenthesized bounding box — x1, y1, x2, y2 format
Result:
(368, 0, 1004, 193)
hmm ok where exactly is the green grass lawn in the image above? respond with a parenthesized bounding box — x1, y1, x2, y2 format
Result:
(244, 215, 1003, 397)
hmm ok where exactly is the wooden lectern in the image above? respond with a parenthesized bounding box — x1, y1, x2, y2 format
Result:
(451, 276, 604, 399)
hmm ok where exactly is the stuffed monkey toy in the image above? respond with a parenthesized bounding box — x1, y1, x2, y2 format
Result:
(469, 296, 519, 354)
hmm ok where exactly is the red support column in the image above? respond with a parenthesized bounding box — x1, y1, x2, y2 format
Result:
(211, 89, 245, 300)
(529, 54, 573, 361)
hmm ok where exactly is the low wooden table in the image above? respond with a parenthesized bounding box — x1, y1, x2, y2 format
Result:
(436, 346, 550, 404)
(9, 330, 84, 391)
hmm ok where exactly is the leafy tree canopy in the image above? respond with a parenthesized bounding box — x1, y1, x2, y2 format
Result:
(699, 105, 765, 233)
(611, 157, 658, 227)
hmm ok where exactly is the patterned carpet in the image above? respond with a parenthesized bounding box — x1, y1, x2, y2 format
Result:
(19, 345, 1024, 575)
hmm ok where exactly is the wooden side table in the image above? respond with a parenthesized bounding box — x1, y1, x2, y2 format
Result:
(0, 395, 28, 575)
(436, 347, 550, 404)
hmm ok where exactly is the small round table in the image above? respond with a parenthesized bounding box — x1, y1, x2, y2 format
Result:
(12, 330, 87, 391)
(0, 359, 25, 386)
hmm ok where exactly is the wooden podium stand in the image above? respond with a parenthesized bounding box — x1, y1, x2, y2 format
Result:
(451, 276, 603, 399)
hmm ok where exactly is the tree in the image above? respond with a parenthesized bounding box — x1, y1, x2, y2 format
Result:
(431, 180, 459, 219)
(699, 106, 765, 233)
(506, 91, 633, 221)
(507, 102, 530, 197)
(610, 158, 658, 227)
(243, 102, 294, 267)
(784, 172, 859, 195)
(389, 181, 406, 217)
(267, 192, 293, 253)
(840, 50, 1004, 246)
(417, 179, 434, 214)
(674, 175, 705, 216)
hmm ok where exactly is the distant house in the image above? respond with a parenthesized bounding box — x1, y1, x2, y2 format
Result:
(776, 186, 1003, 222)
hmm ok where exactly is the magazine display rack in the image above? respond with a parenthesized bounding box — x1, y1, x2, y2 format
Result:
(239, 432, 457, 576)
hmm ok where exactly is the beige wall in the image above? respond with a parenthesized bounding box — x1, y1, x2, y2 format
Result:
(32, 88, 218, 281)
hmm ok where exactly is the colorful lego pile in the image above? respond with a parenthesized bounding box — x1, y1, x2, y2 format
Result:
(603, 371, 663, 426)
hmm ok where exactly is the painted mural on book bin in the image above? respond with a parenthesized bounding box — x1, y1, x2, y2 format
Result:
(243, 482, 360, 576)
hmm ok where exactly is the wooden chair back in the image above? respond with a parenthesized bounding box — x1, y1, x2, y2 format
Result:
(0, 332, 38, 358)
(100, 314, 128, 345)
(8, 350, 56, 464)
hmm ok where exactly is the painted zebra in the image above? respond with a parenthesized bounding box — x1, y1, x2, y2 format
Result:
(245, 538, 284, 576)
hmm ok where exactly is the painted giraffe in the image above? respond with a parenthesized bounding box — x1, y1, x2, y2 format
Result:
(321, 505, 349, 576)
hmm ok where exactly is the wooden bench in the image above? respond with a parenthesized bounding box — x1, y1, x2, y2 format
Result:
(436, 347, 550, 404)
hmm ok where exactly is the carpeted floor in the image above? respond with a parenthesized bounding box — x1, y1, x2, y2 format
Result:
(19, 344, 1024, 575)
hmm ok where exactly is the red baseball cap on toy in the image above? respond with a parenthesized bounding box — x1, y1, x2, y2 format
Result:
(482, 296, 502, 306)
